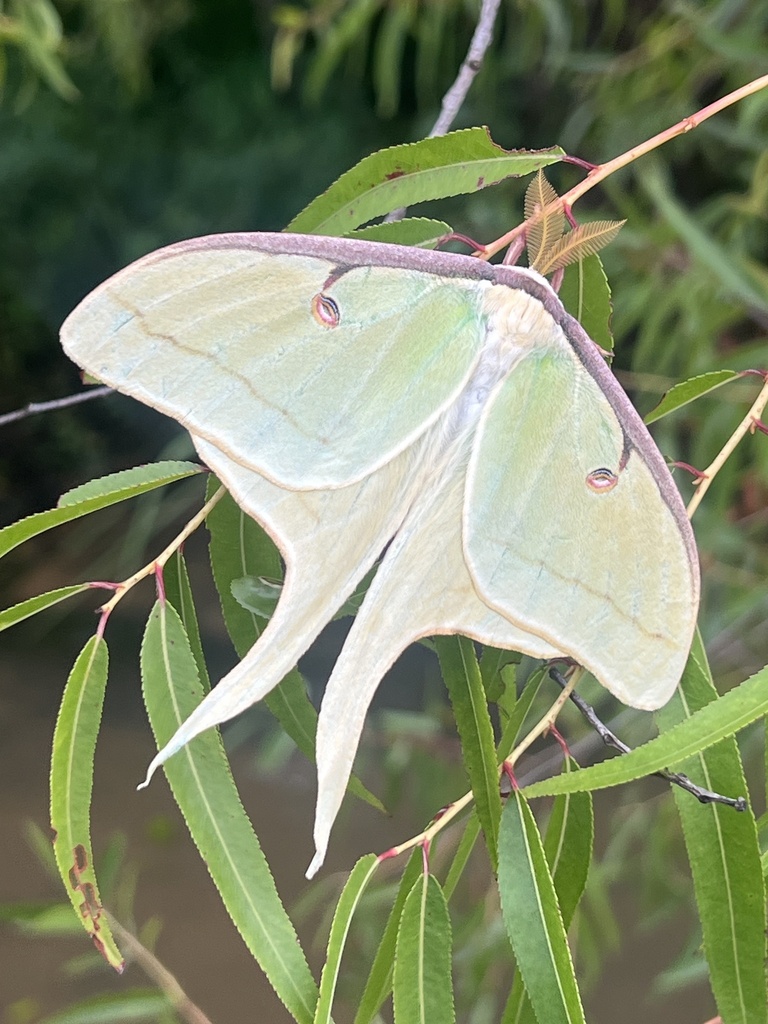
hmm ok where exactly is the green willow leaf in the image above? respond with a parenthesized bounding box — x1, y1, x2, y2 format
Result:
(207, 482, 385, 812)
(355, 850, 423, 1024)
(502, 762, 593, 1024)
(523, 661, 768, 800)
(436, 635, 501, 870)
(288, 129, 564, 235)
(163, 551, 211, 690)
(348, 217, 453, 248)
(0, 461, 202, 560)
(141, 601, 318, 1024)
(393, 873, 455, 1024)
(314, 854, 379, 1024)
(0, 584, 91, 632)
(497, 666, 548, 759)
(656, 632, 767, 1024)
(498, 792, 586, 1024)
(50, 636, 124, 972)
(443, 812, 482, 902)
(644, 369, 739, 424)
(559, 254, 615, 354)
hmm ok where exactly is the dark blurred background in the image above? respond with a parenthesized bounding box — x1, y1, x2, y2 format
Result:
(1, 1, 767, 1021)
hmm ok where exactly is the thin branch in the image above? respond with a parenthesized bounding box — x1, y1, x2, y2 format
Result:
(97, 485, 226, 627)
(484, 73, 768, 259)
(0, 386, 113, 428)
(686, 372, 768, 519)
(386, 0, 502, 223)
(428, 0, 502, 138)
(105, 913, 214, 1024)
(549, 669, 747, 811)
(380, 667, 581, 862)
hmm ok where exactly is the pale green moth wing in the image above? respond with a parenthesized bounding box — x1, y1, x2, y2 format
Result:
(60, 235, 491, 491)
(59, 233, 700, 877)
(464, 284, 700, 711)
(309, 426, 563, 876)
(141, 430, 419, 776)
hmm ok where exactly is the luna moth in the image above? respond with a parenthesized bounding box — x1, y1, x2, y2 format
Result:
(60, 232, 700, 876)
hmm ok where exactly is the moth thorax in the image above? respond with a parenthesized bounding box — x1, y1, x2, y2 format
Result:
(481, 284, 561, 361)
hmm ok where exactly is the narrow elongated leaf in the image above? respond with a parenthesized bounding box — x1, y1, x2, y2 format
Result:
(0, 462, 202, 559)
(523, 661, 768, 800)
(644, 370, 739, 424)
(656, 632, 767, 1024)
(502, 763, 593, 1024)
(480, 647, 520, 702)
(394, 874, 455, 1024)
(50, 636, 124, 972)
(443, 812, 482, 902)
(0, 584, 91, 632)
(288, 129, 563, 234)
(314, 854, 379, 1024)
(163, 551, 211, 690)
(498, 793, 586, 1024)
(141, 601, 318, 1024)
(497, 667, 548, 760)
(559, 254, 615, 353)
(355, 850, 423, 1024)
(436, 636, 501, 870)
(348, 217, 452, 248)
(207, 483, 384, 812)
(58, 461, 202, 505)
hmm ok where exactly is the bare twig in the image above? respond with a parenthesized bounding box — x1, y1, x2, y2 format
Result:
(484, 73, 768, 259)
(386, 0, 503, 224)
(0, 385, 113, 428)
(549, 669, 747, 811)
(96, 485, 225, 630)
(686, 372, 768, 519)
(428, 0, 502, 138)
(106, 913, 214, 1024)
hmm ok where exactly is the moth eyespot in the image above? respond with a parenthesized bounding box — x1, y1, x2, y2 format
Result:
(312, 293, 340, 328)
(586, 467, 618, 493)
